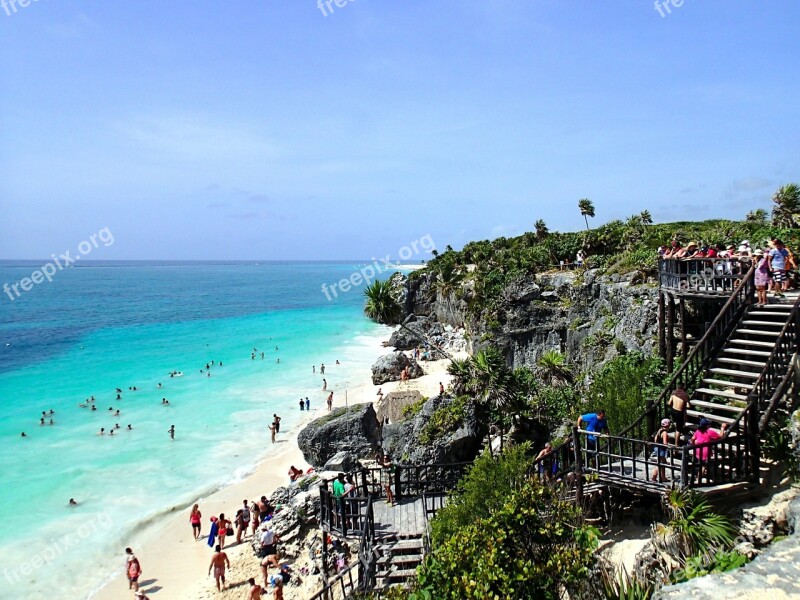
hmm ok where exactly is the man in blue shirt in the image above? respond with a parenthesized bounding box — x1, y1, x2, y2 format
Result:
(577, 410, 609, 467)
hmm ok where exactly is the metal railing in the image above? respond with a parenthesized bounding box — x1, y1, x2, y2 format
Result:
(659, 257, 752, 294)
(308, 561, 360, 600)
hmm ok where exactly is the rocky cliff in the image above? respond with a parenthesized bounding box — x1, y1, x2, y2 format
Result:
(401, 269, 659, 374)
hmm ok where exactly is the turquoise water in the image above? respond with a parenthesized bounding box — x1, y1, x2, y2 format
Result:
(0, 261, 392, 599)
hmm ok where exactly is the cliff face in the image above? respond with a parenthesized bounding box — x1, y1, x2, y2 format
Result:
(402, 269, 659, 375)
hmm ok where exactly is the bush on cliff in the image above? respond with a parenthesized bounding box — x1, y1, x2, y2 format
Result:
(416, 446, 599, 599)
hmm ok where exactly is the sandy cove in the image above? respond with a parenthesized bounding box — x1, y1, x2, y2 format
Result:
(93, 343, 460, 600)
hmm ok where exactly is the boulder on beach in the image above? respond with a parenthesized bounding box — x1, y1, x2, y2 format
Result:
(371, 352, 424, 385)
(297, 404, 382, 469)
(376, 390, 424, 424)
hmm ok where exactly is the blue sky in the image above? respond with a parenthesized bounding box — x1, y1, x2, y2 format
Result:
(1, 0, 798, 260)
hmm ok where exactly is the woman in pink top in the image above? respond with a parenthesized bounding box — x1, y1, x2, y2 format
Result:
(190, 504, 202, 540)
(691, 418, 728, 482)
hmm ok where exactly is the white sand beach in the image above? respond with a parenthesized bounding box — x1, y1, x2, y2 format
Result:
(93, 337, 462, 600)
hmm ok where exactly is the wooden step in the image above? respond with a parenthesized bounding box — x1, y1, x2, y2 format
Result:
(376, 540, 424, 553)
(686, 410, 738, 425)
(694, 388, 749, 401)
(740, 320, 786, 327)
(751, 305, 793, 312)
(734, 329, 781, 337)
(701, 379, 753, 390)
(728, 339, 778, 348)
(707, 368, 760, 379)
(377, 554, 423, 566)
(716, 357, 767, 368)
(722, 348, 772, 357)
(690, 399, 745, 413)
(377, 568, 418, 580)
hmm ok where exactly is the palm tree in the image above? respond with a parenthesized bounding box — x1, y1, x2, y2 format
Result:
(639, 210, 653, 227)
(363, 280, 452, 360)
(534, 219, 549, 241)
(745, 208, 768, 224)
(578, 198, 595, 230)
(433, 261, 465, 325)
(771, 183, 800, 228)
(536, 350, 573, 387)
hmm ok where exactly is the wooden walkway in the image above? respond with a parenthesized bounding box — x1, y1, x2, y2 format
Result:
(372, 497, 427, 538)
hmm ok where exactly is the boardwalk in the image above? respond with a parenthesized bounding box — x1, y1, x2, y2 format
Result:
(372, 497, 427, 538)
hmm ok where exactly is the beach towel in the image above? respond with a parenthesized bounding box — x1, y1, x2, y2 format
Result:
(207, 521, 218, 548)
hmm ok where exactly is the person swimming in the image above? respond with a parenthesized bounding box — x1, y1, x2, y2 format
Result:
(69, 498, 78, 506)
(127, 424, 133, 430)
(99, 428, 105, 435)
(91, 405, 97, 411)
(20, 432, 26, 437)
(116, 393, 122, 400)
(40, 417, 45, 425)
(157, 383, 162, 388)
(110, 430, 115, 436)
(115, 423, 121, 429)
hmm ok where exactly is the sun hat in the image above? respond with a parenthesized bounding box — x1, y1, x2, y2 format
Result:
(741, 240, 750, 246)
(687, 241, 699, 248)
(754, 248, 764, 256)
(661, 418, 671, 427)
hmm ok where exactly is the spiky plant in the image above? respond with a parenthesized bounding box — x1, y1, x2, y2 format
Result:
(771, 183, 800, 228)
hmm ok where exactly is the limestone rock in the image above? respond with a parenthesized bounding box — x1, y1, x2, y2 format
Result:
(297, 404, 382, 468)
(371, 352, 424, 385)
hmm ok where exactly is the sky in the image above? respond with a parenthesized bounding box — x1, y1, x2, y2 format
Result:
(0, 0, 798, 260)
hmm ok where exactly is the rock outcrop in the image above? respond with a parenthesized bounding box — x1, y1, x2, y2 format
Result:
(376, 390, 424, 424)
(297, 404, 382, 469)
(371, 352, 424, 385)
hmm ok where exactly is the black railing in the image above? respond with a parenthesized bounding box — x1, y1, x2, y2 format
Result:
(357, 496, 377, 592)
(308, 560, 360, 600)
(659, 257, 752, 294)
(318, 490, 371, 538)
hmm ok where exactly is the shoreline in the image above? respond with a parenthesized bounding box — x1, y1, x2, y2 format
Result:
(92, 331, 461, 599)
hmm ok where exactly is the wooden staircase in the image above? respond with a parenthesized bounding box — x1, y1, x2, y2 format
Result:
(374, 534, 425, 591)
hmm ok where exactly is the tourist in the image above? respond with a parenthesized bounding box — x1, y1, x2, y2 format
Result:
(691, 418, 728, 482)
(268, 572, 285, 600)
(439, 381, 444, 395)
(576, 249, 585, 268)
(576, 410, 609, 465)
(208, 544, 230, 591)
(168, 425, 175, 440)
(234, 509, 246, 544)
(134, 591, 150, 600)
(299, 398, 305, 411)
(216, 513, 231, 549)
(189, 504, 202, 541)
(322, 378, 327, 391)
(535, 442, 557, 480)
(288, 466, 303, 482)
(738, 239, 752, 256)
(770, 239, 790, 297)
(269, 422, 277, 444)
(313, 365, 315, 374)
(344, 474, 357, 497)
(273, 414, 281, 433)
(305, 397, 310, 411)
(327, 392, 333, 411)
(245, 577, 263, 600)
(98, 428, 105, 435)
(125, 548, 142, 592)
(667, 383, 690, 433)
(754, 248, 771, 306)
(259, 528, 281, 585)
(69, 498, 78, 506)
(320, 363, 325, 374)
(239, 500, 251, 542)
(250, 500, 261, 536)
(332, 472, 346, 498)
(20, 432, 26, 437)
(651, 418, 678, 482)
(258, 495, 271, 523)
(380, 454, 395, 506)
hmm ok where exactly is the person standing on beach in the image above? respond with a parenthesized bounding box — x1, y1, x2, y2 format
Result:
(305, 397, 310, 411)
(208, 544, 230, 591)
(250, 500, 260, 536)
(217, 513, 231, 549)
(238, 500, 250, 543)
(327, 392, 333, 411)
(190, 504, 202, 540)
(273, 414, 281, 433)
(299, 398, 304, 411)
(125, 548, 142, 592)
(320, 363, 325, 374)
(269, 422, 277, 443)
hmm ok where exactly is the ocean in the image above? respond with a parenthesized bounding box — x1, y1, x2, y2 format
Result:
(0, 261, 395, 599)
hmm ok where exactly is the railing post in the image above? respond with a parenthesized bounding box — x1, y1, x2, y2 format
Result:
(748, 406, 760, 483)
(572, 427, 584, 504)
(680, 447, 689, 489)
(394, 465, 402, 502)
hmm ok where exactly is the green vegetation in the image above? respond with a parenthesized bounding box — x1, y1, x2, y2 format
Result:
(588, 353, 666, 432)
(417, 446, 599, 599)
(418, 395, 469, 444)
(401, 397, 426, 420)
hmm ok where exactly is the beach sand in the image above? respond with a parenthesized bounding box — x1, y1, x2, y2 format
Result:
(93, 338, 462, 600)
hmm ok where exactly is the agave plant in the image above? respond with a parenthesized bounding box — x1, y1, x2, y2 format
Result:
(536, 350, 574, 387)
(600, 566, 654, 600)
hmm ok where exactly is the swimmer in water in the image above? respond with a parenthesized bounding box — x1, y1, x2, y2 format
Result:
(91, 405, 97, 411)
(49, 419, 54, 425)
(40, 418, 45, 426)
(99, 428, 105, 435)
(157, 383, 162, 389)
(115, 423, 121, 429)
(127, 424, 133, 430)
(69, 498, 77, 506)
(20, 432, 26, 437)
(110, 430, 115, 436)
(115, 410, 120, 417)
(322, 378, 327, 391)
(116, 394, 121, 400)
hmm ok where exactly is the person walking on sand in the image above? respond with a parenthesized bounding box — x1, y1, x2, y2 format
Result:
(216, 513, 231, 549)
(269, 422, 277, 443)
(190, 504, 202, 540)
(125, 548, 142, 592)
(327, 392, 333, 411)
(245, 577, 263, 600)
(208, 544, 230, 591)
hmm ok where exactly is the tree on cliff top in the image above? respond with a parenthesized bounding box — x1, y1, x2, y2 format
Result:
(579, 198, 596, 230)
(771, 183, 800, 229)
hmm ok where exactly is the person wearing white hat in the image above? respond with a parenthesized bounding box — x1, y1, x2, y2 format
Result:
(651, 418, 677, 483)
(738, 240, 751, 256)
(754, 248, 770, 306)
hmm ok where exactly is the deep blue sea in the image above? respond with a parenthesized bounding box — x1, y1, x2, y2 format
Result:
(0, 260, 394, 599)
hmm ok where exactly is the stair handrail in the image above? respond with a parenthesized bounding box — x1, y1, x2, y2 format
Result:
(679, 293, 800, 487)
(357, 495, 377, 592)
(618, 260, 757, 439)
